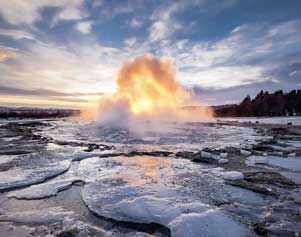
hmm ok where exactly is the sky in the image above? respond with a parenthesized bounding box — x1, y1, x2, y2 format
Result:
(0, 0, 300, 108)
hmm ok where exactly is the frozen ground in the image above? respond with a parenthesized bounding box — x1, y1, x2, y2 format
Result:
(218, 116, 301, 125)
(0, 118, 301, 236)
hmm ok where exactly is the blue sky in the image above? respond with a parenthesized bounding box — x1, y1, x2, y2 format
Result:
(0, 0, 300, 108)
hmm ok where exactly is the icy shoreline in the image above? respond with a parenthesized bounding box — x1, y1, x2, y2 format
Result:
(0, 119, 301, 236)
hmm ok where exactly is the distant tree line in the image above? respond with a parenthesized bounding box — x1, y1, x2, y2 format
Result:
(0, 107, 80, 119)
(214, 89, 301, 117)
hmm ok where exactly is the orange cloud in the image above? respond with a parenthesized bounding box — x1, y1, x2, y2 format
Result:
(0, 47, 16, 62)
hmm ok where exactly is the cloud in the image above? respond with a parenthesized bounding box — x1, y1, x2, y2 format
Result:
(0, 0, 86, 26)
(0, 46, 17, 62)
(149, 2, 183, 41)
(93, 0, 145, 19)
(0, 85, 106, 108)
(149, 19, 301, 92)
(0, 0, 300, 107)
(268, 20, 301, 37)
(0, 86, 104, 97)
(124, 37, 137, 47)
(75, 21, 93, 34)
(129, 18, 142, 28)
(55, 0, 85, 21)
(148, 0, 237, 42)
(2, 18, 300, 106)
(0, 39, 128, 102)
(0, 29, 35, 40)
(192, 77, 299, 106)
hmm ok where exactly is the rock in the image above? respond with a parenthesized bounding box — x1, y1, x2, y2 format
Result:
(178, 150, 226, 162)
(240, 149, 251, 156)
(76, 229, 89, 237)
(57, 227, 80, 237)
(243, 171, 296, 188)
(0, 207, 74, 225)
(0, 223, 32, 237)
(245, 145, 253, 150)
(294, 196, 301, 204)
(192, 151, 221, 164)
(0, 155, 15, 171)
(253, 144, 271, 152)
(127, 151, 173, 157)
(192, 156, 217, 164)
(175, 151, 195, 159)
(222, 171, 244, 180)
(218, 159, 229, 164)
(252, 223, 269, 236)
(226, 180, 278, 196)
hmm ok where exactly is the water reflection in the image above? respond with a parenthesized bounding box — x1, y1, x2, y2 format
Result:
(114, 156, 173, 185)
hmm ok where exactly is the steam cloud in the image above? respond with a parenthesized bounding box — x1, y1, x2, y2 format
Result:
(94, 55, 213, 130)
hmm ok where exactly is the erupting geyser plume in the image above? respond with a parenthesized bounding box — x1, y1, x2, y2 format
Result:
(94, 55, 213, 129)
(116, 55, 188, 115)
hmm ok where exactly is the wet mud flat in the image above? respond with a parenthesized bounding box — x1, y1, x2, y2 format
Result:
(0, 119, 301, 237)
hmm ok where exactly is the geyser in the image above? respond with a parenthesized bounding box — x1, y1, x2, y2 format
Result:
(96, 55, 213, 128)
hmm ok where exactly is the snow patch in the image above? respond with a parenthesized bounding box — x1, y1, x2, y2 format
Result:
(82, 181, 252, 237)
(7, 179, 78, 200)
(245, 156, 268, 166)
(240, 149, 251, 156)
(246, 155, 301, 171)
(0, 155, 16, 165)
(221, 171, 244, 180)
(0, 160, 71, 191)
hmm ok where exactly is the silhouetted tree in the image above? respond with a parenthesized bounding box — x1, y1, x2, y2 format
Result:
(214, 89, 301, 117)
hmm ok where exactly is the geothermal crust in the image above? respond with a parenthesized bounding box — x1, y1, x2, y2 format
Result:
(0, 119, 301, 236)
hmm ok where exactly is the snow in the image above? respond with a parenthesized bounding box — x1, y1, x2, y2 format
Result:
(221, 171, 244, 180)
(268, 156, 301, 171)
(169, 211, 253, 237)
(240, 149, 251, 156)
(218, 116, 301, 125)
(0, 155, 15, 165)
(82, 183, 252, 237)
(0, 160, 71, 191)
(201, 151, 213, 159)
(0, 118, 278, 236)
(77, 153, 263, 236)
(218, 159, 229, 164)
(280, 172, 301, 185)
(0, 206, 74, 225)
(246, 155, 301, 171)
(0, 206, 110, 236)
(201, 151, 220, 160)
(44, 119, 268, 150)
(269, 144, 295, 152)
(245, 156, 269, 166)
(7, 179, 76, 199)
